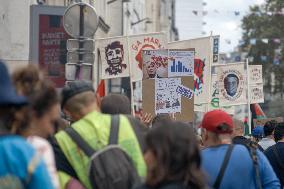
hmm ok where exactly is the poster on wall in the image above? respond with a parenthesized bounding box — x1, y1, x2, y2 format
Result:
(97, 36, 130, 79)
(128, 32, 167, 81)
(142, 49, 168, 79)
(38, 15, 70, 87)
(155, 78, 182, 114)
(168, 50, 194, 77)
(142, 76, 194, 122)
(209, 74, 235, 114)
(250, 84, 264, 104)
(168, 36, 215, 105)
(217, 63, 247, 106)
(249, 65, 263, 84)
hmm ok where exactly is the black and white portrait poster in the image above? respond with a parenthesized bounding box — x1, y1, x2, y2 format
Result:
(217, 63, 247, 106)
(98, 36, 130, 79)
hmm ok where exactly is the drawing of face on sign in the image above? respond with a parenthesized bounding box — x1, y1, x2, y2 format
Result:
(224, 74, 239, 97)
(194, 58, 205, 95)
(129, 33, 167, 81)
(105, 41, 126, 75)
(143, 50, 168, 79)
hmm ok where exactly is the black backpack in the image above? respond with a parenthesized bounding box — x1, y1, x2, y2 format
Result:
(65, 115, 141, 189)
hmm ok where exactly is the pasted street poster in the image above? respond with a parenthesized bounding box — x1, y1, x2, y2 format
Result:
(142, 49, 168, 79)
(217, 63, 247, 106)
(129, 32, 167, 81)
(168, 50, 194, 77)
(97, 36, 130, 79)
(155, 78, 181, 114)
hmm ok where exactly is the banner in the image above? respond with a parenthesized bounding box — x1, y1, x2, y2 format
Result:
(217, 63, 247, 106)
(249, 65, 262, 84)
(253, 117, 283, 127)
(128, 33, 167, 81)
(97, 36, 130, 79)
(209, 74, 235, 114)
(168, 36, 215, 105)
(142, 49, 168, 79)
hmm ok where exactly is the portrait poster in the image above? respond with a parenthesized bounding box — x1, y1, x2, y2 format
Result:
(168, 36, 214, 104)
(142, 76, 194, 122)
(209, 74, 235, 114)
(249, 84, 264, 104)
(97, 36, 130, 79)
(128, 32, 168, 81)
(217, 63, 247, 106)
(168, 50, 194, 77)
(249, 65, 263, 84)
(142, 49, 168, 79)
(155, 78, 182, 114)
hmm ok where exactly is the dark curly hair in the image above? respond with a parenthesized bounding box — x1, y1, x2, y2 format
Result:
(145, 121, 206, 189)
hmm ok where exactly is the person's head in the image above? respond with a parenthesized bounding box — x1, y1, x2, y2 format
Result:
(61, 80, 99, 122)
(233, 118, 245, 137)
(263, 120, 277, 137)
(101, 93, 131, 115)
(151, 114, 172, 128)
(273, 122, 284, 142)
(145, 61, 158, 78)
(224, 74, 239, 96)
(0, 61, 28, 134)
(12, 65, 60, 138)
(252, 126, 264, 142)
(200, 110, 234, 147)
(144, 121, 206, 188)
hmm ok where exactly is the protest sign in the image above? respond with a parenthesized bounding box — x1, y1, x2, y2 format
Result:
(129, 32, 167, 81)
(97, 36, 130, 79)
(168, 36, 215, 105)
(250, 84, 264, 104)
(142, 76, 194, 122)
(209, 74, 235, 114)
(249, 65, 262, 84)
(217, 63, 247, 106)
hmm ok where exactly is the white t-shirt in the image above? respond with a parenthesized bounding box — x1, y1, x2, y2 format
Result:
(258, 137, 276, 151)
(27, 136, 60, 189)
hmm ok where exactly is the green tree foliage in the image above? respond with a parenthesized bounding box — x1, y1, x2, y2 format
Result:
(241, 0, 284, 116)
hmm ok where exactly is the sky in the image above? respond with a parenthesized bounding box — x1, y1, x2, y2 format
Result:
(176, 0, 265, 53)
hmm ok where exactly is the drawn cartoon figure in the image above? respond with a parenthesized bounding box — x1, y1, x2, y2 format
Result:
(224, 73, 239, 96)
(105, 41, 127, 75)
(135, 44, 156, 70)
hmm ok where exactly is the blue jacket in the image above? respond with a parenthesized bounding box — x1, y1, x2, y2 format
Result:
(202, 144, 280, 189)
(0, 135, 54, 189)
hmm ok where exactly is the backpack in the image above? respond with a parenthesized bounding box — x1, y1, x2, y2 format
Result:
(65, 115, 141, 189)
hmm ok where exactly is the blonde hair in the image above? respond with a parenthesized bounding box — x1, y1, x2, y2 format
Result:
(64, 91, 96, 114)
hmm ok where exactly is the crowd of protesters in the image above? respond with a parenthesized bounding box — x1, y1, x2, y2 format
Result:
(0, 59, 284, 189)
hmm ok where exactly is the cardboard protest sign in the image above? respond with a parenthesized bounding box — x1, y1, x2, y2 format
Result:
(97, 36, 130, 79)
(142, 49, 168, 79)
(142, 76, 194, 122)
(217, 63, 247, 106)
(168, 36, 215, 105)
(129, 33, 167, 81)
(168, 50, 194, 77)
(209, 74, 235, 114)
(250, 84, 264, 104)
(249, 65, 262, 84)
(253, 117, 283, 127)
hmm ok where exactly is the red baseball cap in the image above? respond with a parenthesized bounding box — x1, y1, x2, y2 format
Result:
(199, 110, 234, 134)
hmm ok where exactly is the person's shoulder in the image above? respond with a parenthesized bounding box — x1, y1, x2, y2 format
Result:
(1, 135, 34, 150)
